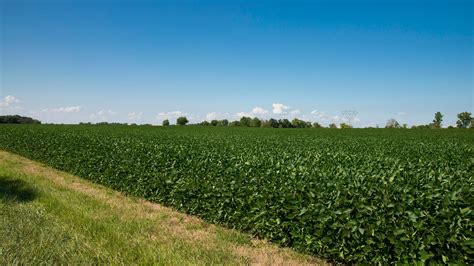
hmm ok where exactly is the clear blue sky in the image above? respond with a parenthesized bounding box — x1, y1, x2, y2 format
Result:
(1, 0, 472, 126)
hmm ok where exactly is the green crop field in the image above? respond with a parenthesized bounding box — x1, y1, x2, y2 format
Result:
(0, 125, 472, 264)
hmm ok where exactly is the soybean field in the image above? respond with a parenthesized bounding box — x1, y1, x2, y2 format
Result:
(0, 125, 472, 264)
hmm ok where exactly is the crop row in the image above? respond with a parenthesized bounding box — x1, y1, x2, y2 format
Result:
(0, 125, 472, 263)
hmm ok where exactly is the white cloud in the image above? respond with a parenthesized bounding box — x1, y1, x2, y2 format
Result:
(290, 109, 301, 115)
(0, 95, 20, 107)
(157, 111, 186, 117)
(251, 107, 268, 115)
(206, 112, 218, 121)
(90, 109, 116, 121)
(97, 109, 116, 116)
(332, 116, 352, 123)
(236, 106, 269, 118)
(0, 95, 23, 114)
(156, 111, 188, 120)
(236, 112, 249, 118)
(310, 110, 331, 121)
(156, 111, 202, 124)
(127, 112, 143, 120)
(272, 103, 289, 114)
(205, 112, 231, 121)
(310, 109, 361, 125)
(333, 115, 361, 125)
(42, 106, 82, 113)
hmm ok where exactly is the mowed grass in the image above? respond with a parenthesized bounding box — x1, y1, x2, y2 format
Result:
(0, 150, 323, 265)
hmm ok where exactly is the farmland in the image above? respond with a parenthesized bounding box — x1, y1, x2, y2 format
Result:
(0, 125, 472, 264)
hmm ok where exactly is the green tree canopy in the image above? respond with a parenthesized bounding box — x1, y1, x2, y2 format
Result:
(456, 112, 472, 128)
(432, 112, 443, 128)
(239, 116, 252, 127)
(217, 119, 229, 126)
(176, 117, 189, 126)
(250, 117, 261, 127)
(0, 115, 41, 124)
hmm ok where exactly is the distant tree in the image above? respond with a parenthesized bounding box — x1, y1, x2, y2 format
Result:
(447, 125, 454, 129)
(200, 121, 210, 126)
(217, 119, 229, 126)
(291, 118, 311, 128)
(260, 120, 271, 128)
(229, 121, 240, 127)
(312, 122, 322, 128)
(210, 120, 218, 126)
(239, 116, 252, 127)
(0, 115, 41, 124)
(402, 123, 408, 129)
(162, 119, 170, 126)
(268, 118, 279, 128)
(276, 119, 290, 128)
(385, 119, 401, 128)
(339, 123, 352, 129)
(291, 119, 300, 128)
(328, 123, 337, 129)
(250, 117, 261, 127)
(431, 112, 443, 128)
(176, 117, 189, 126)
(414, 124, 430, 129)
(456, 112, 472, 128)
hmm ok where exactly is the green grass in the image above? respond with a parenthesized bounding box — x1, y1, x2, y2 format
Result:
(0, 150, 321, 265)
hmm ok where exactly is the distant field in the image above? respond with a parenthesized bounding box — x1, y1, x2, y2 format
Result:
(0, 125, 472, 264)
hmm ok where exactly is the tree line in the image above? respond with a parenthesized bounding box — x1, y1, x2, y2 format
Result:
(1, 111, 472, 128)
(0, 115, 41, 124)
(164, 111, 473, 129)
(385, 111, 473, 129)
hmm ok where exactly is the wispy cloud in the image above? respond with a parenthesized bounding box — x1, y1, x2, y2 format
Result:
(311, 109, 361, 125)
(156, 111, 189, 121)
(42, 106, 82, 113)
(310, 110, 330, 121)
(157, 110, 187, 118)
(127, 111, 143, 121)
(289, 109, 301, 115)
(90, 109, 116, 121)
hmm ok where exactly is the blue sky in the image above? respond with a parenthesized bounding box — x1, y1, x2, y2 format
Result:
(1, 0, 472, 126)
